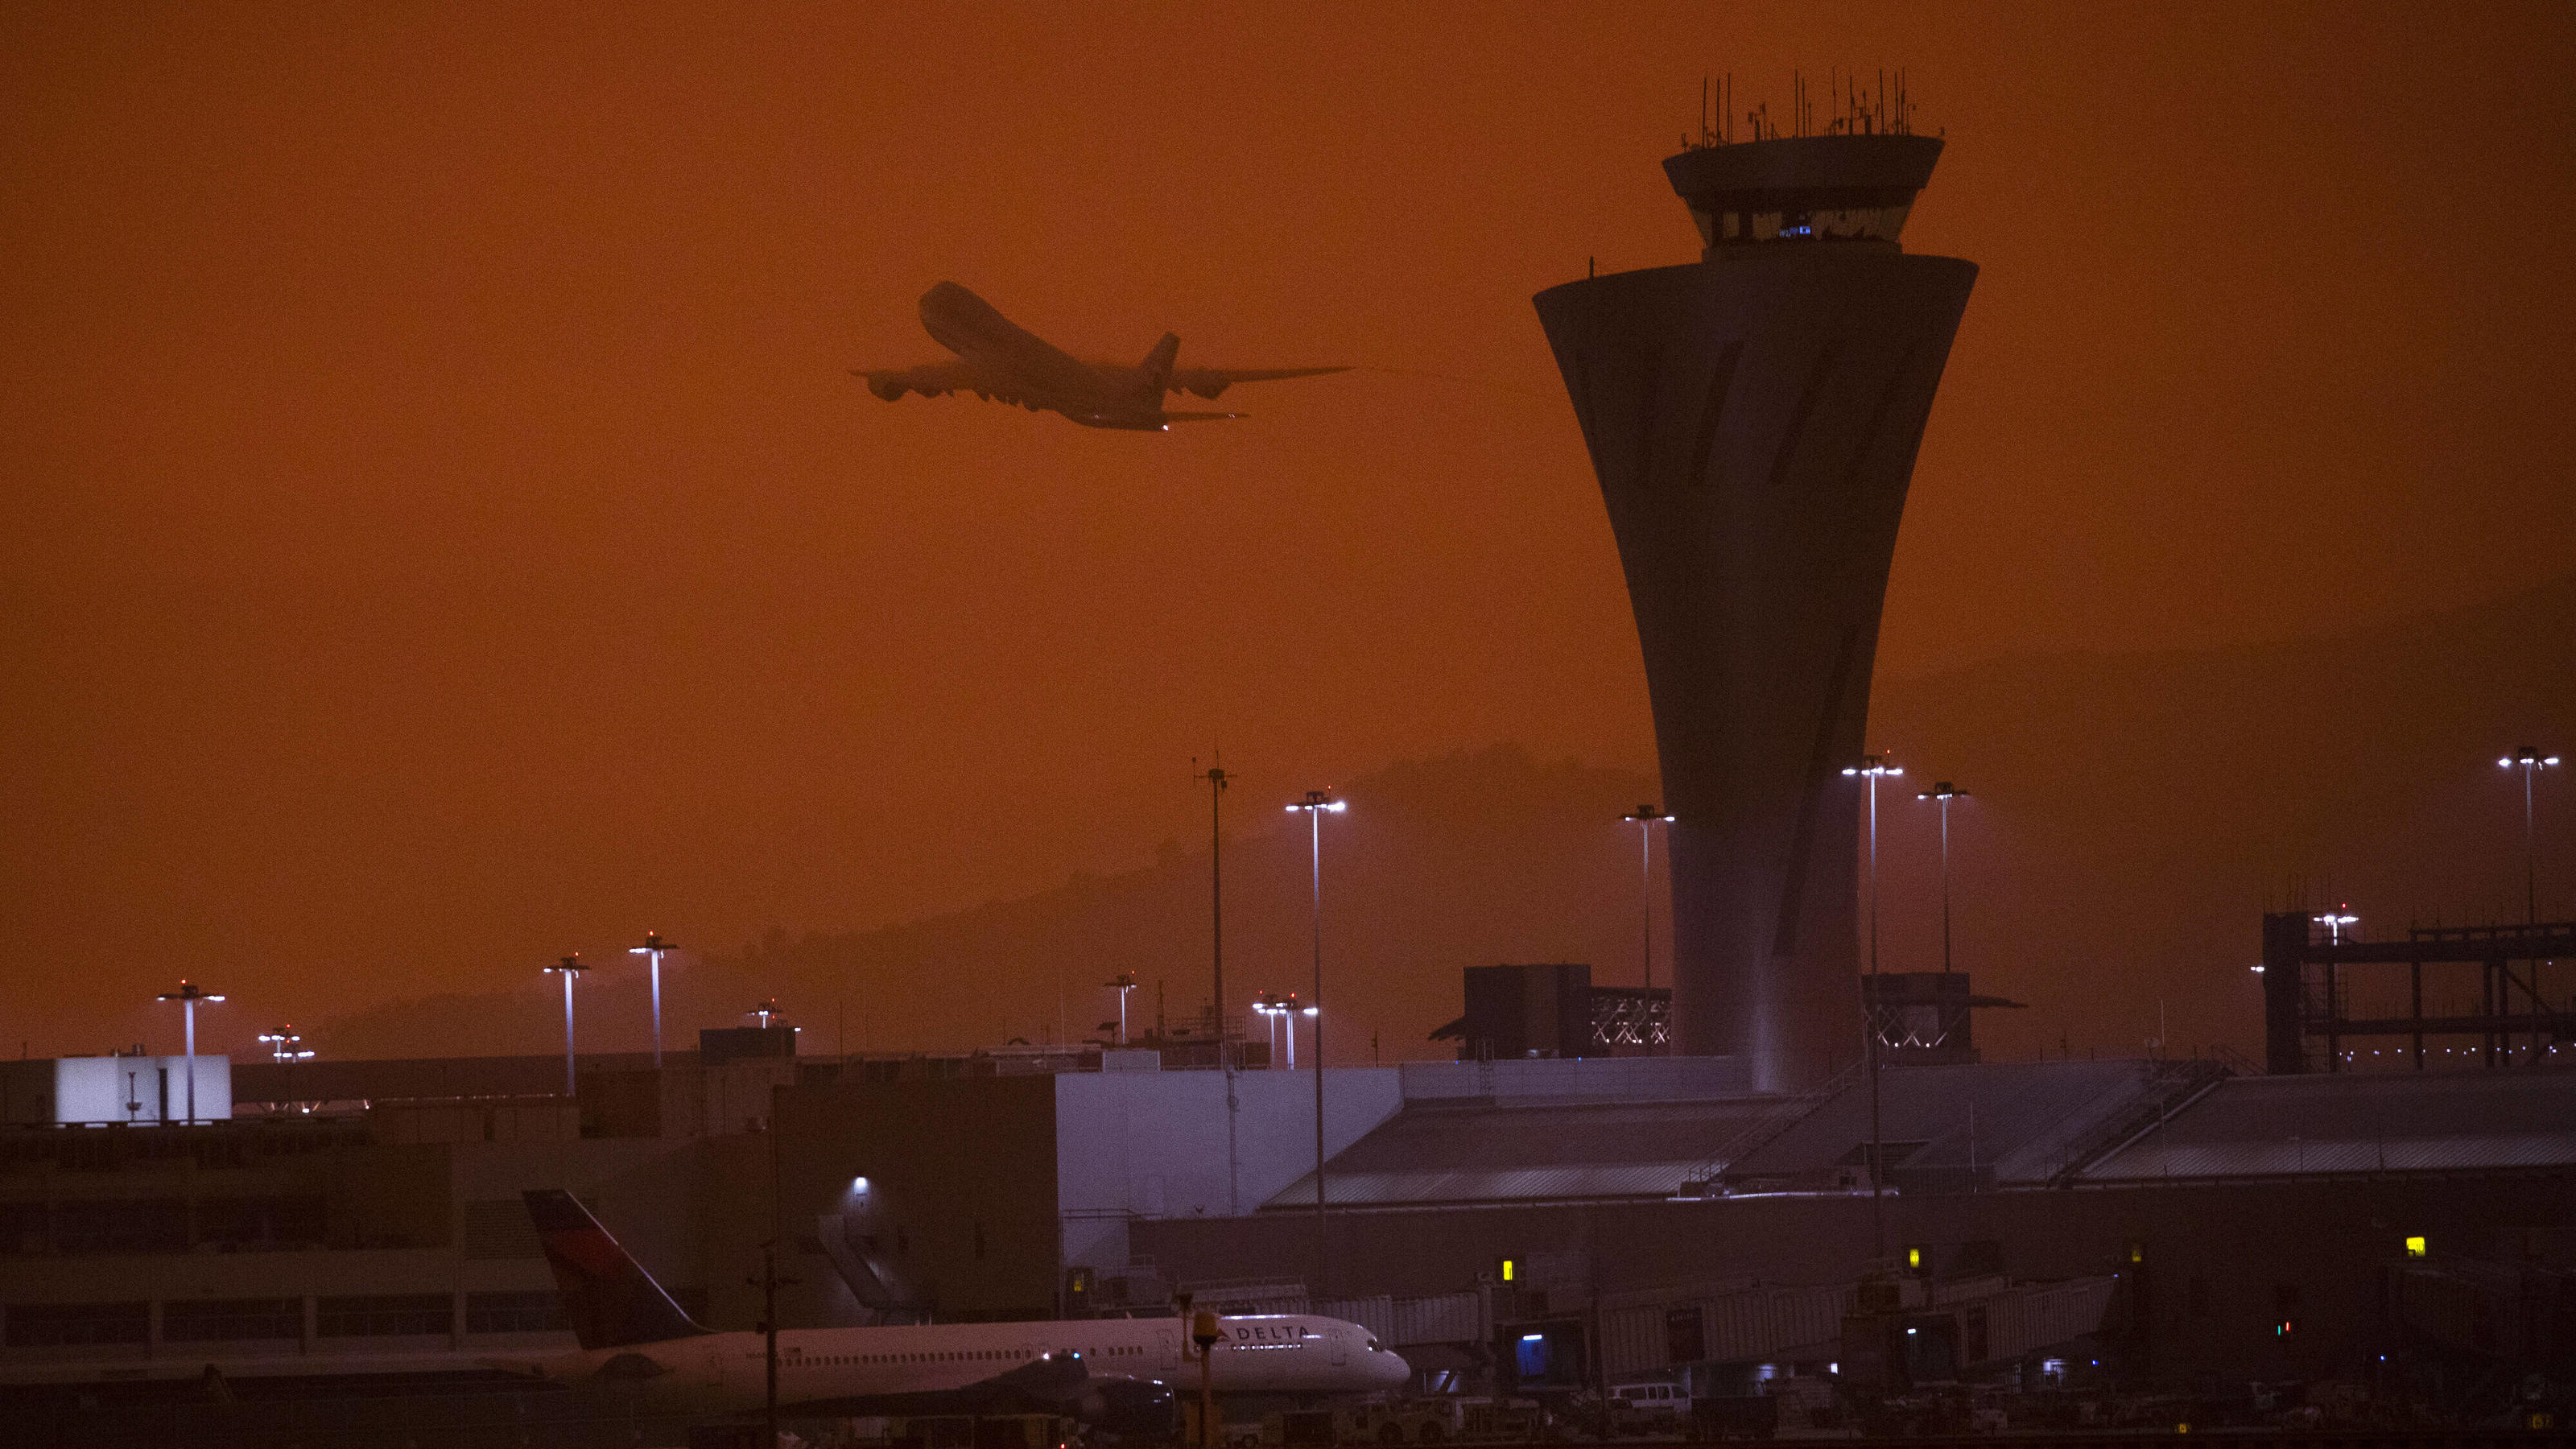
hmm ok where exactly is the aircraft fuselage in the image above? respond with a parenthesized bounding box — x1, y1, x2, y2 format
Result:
(918, 283, 1134, 416)
(508, 1313, 1405, 1419)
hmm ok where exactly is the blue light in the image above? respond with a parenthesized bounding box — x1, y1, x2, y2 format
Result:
(1521, 1333, 1545, 1343)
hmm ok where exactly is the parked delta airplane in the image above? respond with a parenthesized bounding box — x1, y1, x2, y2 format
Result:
(489, 1190, 1407, 1433)
(854, 282, 1348, 430)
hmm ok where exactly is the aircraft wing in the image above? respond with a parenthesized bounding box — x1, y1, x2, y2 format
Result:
(854, 361, 996, 402)
(1167, 365, 1350, 400)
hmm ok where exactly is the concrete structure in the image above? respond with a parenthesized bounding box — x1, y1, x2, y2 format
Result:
(770, 1066, 1408, 1323)
(1533, 133, 1977, 1088)
(1862, 972, 2023, 1066)
(1137, 1060, 2576, 1397)
(0, 1055, 230, 1126)
(1427, 963, 1674, 1061)
(9, 1029, 2570, 1427)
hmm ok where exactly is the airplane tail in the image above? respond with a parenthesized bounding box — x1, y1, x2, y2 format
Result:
(1139, 332, 1181, 398)
(522, 1189, 710, 1350)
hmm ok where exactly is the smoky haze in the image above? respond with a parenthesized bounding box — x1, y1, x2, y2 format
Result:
(4, 5, 2574, 1064)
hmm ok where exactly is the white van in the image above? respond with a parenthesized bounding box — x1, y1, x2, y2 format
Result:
(1610, 1381, 1690, 1418)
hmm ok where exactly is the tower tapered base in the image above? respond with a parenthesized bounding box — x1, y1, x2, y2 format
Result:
(1536, 250, 1975, 1090)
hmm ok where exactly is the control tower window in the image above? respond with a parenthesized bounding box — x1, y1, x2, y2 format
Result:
(1700, 203, 1915, 249)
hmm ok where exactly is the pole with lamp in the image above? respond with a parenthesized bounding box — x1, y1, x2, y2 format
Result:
(1178, 1290, 1222, 1449)
(749, 1116, 797, 1449)
(627, 931, 676, 1068)
(1285, 789, 1345, 1295)
(1251, 991, 1282, 1067)
(1106, 971, 1138, 1046)
(1196, 759, 1242, 1214)
(155, 980, 226, 1125)
(2312, 906, 2357, 946)
(543, 956, 588, 1097)
(1913, 782, 1969, 974)
(257, 1026, 312, 1065)
(1839, 753, 1901, 1262)
(2310, 906, 2357, 1069)
(2500, 747, 2560, 926)
(257, 1026, 313, 1113)
(2500, 748, 2560, 1060)
(1620, 807, 1674, 990)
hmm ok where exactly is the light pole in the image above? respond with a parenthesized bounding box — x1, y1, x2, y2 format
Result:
(258, 1026, 315, 1118)
(1282, 997, 1317, 1070)
(1839, 752, 1901, 1262)
(1620, 807, 1674, 990)
(2312, 906, 2357, 946)
(256, 1026, 313, 1075)
(1913, 782, 1969, 974)
(1107, 971, 1138, 1046)
(2499, 748, 2560, 925)
(1201, 759, 1244, 1215)
(256, 1026, 311, 1064)
(1195, 761, 1229, 1066)
(627, 931, 676, 1068)
(543, 955, 588, 1097)
(1285, 788, 1345, 1294)
(155, 980, 226, 1125)
(1253, 990, 1284, 1067)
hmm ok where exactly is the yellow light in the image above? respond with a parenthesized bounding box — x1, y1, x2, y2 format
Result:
(2405, 1236, 2426, 1258)
(1905, 1247, 1922, 1269)
(2129, 1244, 2144, 1264)
(1501, 1259, 1515, 1282)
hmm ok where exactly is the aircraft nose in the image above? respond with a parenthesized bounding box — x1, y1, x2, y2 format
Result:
(1374, 1349, 1411, 1388)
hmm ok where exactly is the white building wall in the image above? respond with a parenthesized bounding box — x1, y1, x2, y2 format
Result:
(52, 1055, 231, 1124)
(1054, 1067, 1402, 1274)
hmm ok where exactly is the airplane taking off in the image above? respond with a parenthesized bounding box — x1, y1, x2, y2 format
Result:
(491, 1190, 1406, 1433)
(856, 283, 1348, 431)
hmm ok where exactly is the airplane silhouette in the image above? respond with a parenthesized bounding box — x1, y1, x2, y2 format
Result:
(855, 283, 1348, 431)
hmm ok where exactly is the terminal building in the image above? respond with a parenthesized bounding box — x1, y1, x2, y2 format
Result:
(5, 952, 2568, 1434)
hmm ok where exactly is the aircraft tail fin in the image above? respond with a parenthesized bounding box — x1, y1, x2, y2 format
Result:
(1140, 332, 1181, 398)
(522, 1189, 710, 1350)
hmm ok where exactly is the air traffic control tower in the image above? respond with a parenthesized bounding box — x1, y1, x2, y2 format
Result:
(1534, 132, 1975, 1090)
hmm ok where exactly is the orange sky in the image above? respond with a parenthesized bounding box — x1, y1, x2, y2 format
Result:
(6, 3, 2574, 1060)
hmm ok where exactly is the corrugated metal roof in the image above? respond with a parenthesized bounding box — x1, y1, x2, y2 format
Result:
(2079, 1071, 2576, 1182)
(1261, 1096, 1784, 1208)
(1271, 1162, 1714, 1208)
(1724, 1059, 2170, 1185)
(1259, 1063, 2574, 1208)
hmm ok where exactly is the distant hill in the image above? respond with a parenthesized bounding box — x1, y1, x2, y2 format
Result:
(1867, 572, 2576, 1059)
(316, 745, 1668, 1065)
(318, 576, 2576, 1067)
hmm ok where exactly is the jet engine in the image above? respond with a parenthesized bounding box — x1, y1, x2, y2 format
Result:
(1075, 1376, 1179, 1442)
